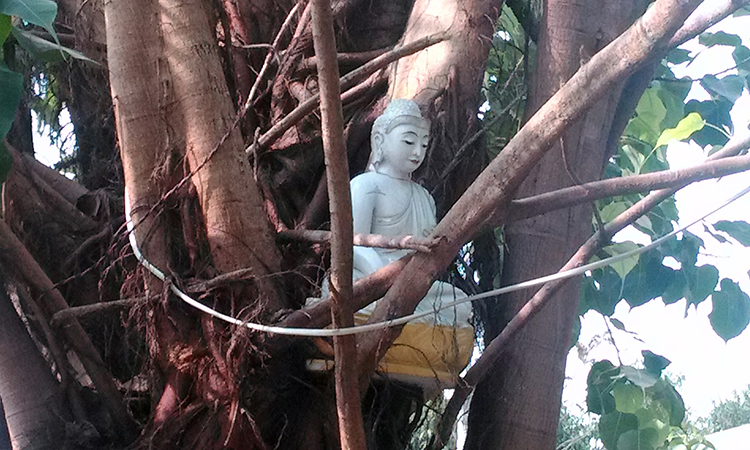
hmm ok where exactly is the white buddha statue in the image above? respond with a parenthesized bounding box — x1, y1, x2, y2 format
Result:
(348, 99, 474, 389)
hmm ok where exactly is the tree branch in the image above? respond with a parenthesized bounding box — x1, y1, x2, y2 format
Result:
(50, 297, 147, 325)
(310, 0, 366, 447)
(243, 3, 301, 110)
(299, 48, 390, 71)
(509, 153, 750, 221)
(432, 131, 750, 447)
(278, 229, 437, 252)
(276, 257, 409, 336)
(669, 0, 750, 48)
(355, 0, 702, 389)
(246, 32, 450, 154)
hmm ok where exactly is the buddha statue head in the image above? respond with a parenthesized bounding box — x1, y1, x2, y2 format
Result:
(367, 99, 431, 179)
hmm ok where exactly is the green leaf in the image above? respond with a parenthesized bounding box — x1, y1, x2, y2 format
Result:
(701, 74, 745, 103)
(0, 13, 11, 44)
(654, 79, 690, 129)
(614, 383, 644, 414)
(661, 274, 685, 305)
(713, 220, 750, 246)
(642, 350, 670, 376)
(698, 31, 742, 48)
(665, 231, 703, 267)
(662, 382, 685, 426)
(709, 278, 750, 341)
(0, 60, 23, 138)
(0, 141, 11, 183)
(685, 264, 719, 307)
(616, 428, 660, 450)
(654, 112, 704, 149)
(587, 267, 623, 316)
(634, 215, 653, 234)
(734, 46, 750, 73)
(599, 412, 638, 450)
(600, 201, 629, 223)
(610, 318, 626, 331)
(684, 99, 732, 147)
(0, 0, 57, 37)
(621, 366, 658, 388)
(703, 223, 728, 244)
(587, 360, 619, 414)
(11, 26, 96, 63)
(666, 48, 691, 65)
(623, 253, 676, 308)
(631, 88, 667, 146)
(604, 242, 641, 280)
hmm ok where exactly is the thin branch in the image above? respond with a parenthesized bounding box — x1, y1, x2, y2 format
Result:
(433, 91, 525, 191)
(310, 0, 366, 447)
(340, 70, 388, 105)
(277, 256, 409, 332)
(244, 3, 301, 109)
(246, 32, 450, 154)
(509, 153, 750, 221)
(669, 0, 750, 48)
(299, 48, 390, 71)
(10, 276, 74, 387)
(355, 0, 702, 392)
(50, 297, 147, 325)
(278, 229, 437, 252)
(432, 131, 750, 448)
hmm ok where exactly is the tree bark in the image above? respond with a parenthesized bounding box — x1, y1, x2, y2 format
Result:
(0, 270, 67, 450)
(310, 0, 366, 447)
(160, 0, 283, 293)
(464, 0, 649, 448)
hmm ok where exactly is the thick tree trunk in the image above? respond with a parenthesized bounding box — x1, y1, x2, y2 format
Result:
(106, 0, 289, 447)
(0, 271, 67, 450)
(465, 1, 647, 449)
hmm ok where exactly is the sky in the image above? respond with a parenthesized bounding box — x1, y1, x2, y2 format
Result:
(562, 15, 750, 420)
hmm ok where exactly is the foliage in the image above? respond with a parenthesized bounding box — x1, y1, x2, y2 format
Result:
(578, 33, 750, 346)
(0, 0, 92, 182)
(586, 354, 688, 450)
(482, 3, 527, 158)
(698, 385, 750, 434)
(557, 406, 600, 450)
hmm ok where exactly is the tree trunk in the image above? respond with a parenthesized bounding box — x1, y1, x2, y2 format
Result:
(465, 1, 648, 448)
(106, 0, 291, 447)
(0, 271, 67, 450)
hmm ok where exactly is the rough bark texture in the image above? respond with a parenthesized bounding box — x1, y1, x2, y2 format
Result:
(465, 1, 648, 448)
(160, 0, 283, 290)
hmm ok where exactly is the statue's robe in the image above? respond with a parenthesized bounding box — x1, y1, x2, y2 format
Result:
(350, 173, 474, 391)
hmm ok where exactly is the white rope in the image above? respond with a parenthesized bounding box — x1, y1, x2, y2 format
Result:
(124, 184, 750, 337)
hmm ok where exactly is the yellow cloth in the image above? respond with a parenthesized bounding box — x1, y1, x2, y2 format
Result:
(355, 314, 473, 389)
(376, 322, 474, 387)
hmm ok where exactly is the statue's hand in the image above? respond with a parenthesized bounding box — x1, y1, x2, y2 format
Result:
(352, 245, 386, 277)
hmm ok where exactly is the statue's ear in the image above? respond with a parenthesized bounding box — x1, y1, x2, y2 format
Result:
(371, 132, 384, 151)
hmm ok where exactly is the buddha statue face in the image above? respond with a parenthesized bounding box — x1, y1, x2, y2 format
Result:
(368, 99, 430, 179)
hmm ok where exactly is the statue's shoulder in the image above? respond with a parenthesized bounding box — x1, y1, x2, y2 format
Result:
(351, 171, 379, 183)
(350, 171, 387, 190)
